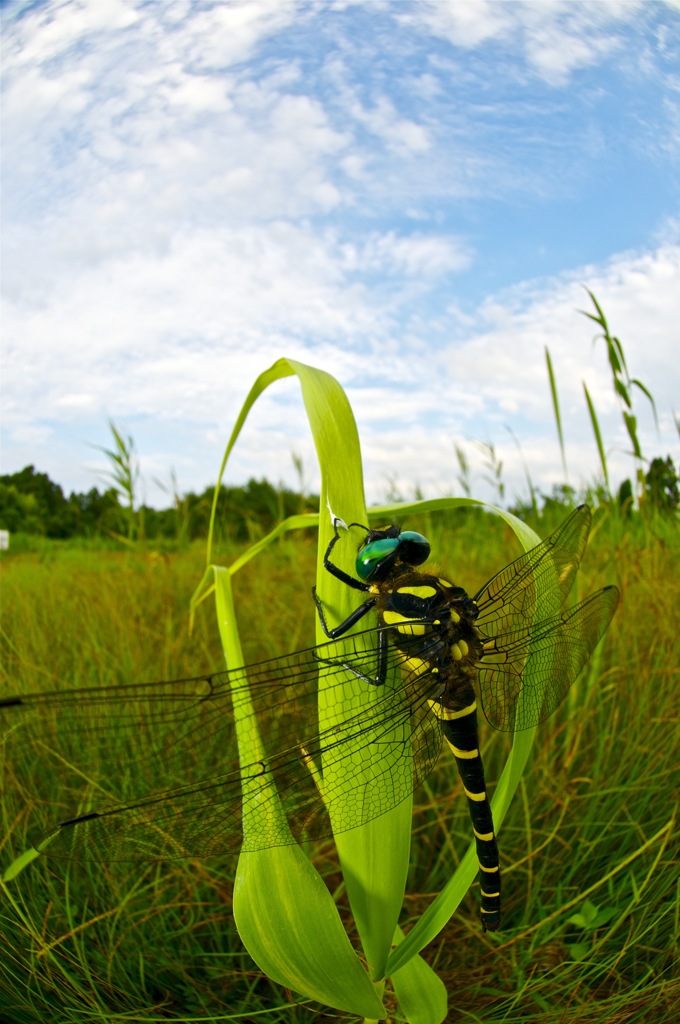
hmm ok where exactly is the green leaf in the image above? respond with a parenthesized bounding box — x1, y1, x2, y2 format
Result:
(614, 377, 632, 408)
(391, 926, 448, 1024)
(565, 942, 591, 962)
(545, 346, 568, 481)
(582, 383, 609, 490)
(607, 338, 624, 377)
(610, 334, 629, 378)
(233, 845, 385, 1017)
(623, 411, 642, 459)
(631, 378, 659, 428)
(2, 846, 42, 882)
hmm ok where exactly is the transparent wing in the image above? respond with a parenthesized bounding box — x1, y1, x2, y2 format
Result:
(478, 586, 619, 731)
(473, 505, 593, 636)
(1, 630, 443, 861)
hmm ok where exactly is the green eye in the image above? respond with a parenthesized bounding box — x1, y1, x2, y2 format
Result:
(356, 538, 399, 581)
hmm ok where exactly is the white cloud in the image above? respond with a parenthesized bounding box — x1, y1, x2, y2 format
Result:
(405, 0, 643, 85)
(2, 0, 296, 73)
(174, 0, 300, 71)
(350, 95, 431, 154)
(342, 231, 472, 277)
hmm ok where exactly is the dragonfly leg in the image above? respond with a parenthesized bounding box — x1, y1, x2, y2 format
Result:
(313, 626, 389, 686)
(319, 519, 372, 593)
(312, 588, 377, 639)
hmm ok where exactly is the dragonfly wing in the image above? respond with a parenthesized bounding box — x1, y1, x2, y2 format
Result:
(2, 631, 443, 859)
(239, 657, 443, 851)
(478, 585, 619, 731)
(474, 505, 593, 637)
(2, 642, 334, 859)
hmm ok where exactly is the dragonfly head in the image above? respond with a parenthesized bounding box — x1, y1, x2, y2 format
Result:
(355, 525, 431, 582)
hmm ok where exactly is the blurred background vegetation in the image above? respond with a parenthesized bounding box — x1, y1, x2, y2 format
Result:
(0, 464, 320, 548)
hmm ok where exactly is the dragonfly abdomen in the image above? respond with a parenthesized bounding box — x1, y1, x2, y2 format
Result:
(431, 697, 502, 932)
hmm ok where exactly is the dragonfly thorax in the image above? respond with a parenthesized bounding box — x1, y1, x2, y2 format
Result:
(375, 568, 484, 712)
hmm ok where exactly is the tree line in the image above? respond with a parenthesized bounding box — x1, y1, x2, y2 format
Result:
(0, 465, 319, 544)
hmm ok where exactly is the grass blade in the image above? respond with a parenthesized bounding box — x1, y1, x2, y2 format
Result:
(545, 346, 568, 482)
(583, 382, 609, 492)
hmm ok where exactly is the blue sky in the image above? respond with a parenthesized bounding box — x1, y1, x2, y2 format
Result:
(2, 0, 679, 509)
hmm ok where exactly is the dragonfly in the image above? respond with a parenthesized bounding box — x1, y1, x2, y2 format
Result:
(0, 505, 618, 929)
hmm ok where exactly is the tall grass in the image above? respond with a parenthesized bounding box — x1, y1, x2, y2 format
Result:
(1, 507, 677, 1023)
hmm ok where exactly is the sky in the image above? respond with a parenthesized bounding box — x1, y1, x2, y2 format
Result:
(1, 0, 679, 511)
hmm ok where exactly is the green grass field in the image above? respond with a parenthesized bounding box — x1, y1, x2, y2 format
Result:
(0, 508, 678, 1024)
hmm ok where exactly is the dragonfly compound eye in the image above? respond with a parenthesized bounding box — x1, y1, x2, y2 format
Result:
(356, 537, 400, 581)
(396, 531, 430, 567)
(355, 530, 431, 581)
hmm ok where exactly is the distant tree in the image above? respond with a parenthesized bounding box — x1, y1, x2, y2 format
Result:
(644, 456, 679, 515)
(67, 487, 124, 537)
(617, 477, 635, 518)
(0, 466, 75, 537)
(0, 483, 43, 533)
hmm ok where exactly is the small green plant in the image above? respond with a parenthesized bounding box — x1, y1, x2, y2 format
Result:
(152, 467, 191, 546)
(545, 346, 569, 484)
(473, 440, 505, 505)
(454, 442, 472, 497)
(92, 419, 142, 543)
(564, 899, 620, 962)
(579, 288, 658, 501)
(545, 289, 667, 512)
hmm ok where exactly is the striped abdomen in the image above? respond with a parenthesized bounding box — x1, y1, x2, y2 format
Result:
(434, 699, 501, 931)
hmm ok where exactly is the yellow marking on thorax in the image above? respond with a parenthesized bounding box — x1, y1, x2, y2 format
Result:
(404, 657, 430, 677)
(451, 639, 471, 661)
(397, 585, 437, 598)
(382, 610, 427, 635)
(436, 582, 462, 621)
